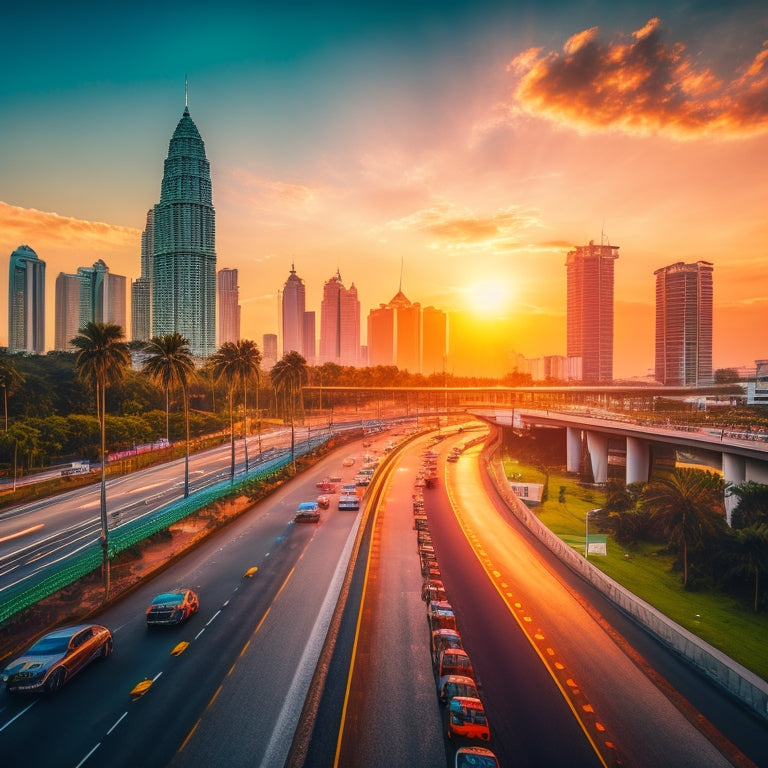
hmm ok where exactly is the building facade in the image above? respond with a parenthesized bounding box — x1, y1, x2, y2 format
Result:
(152, 102, 216, 359)
(566, 241, 619, 383)
(654, 260, 713, 386)
(54, 272, 82, 351)
(131, 208, 154, 343)
(367, 289, 422, 372)
(281, 264, 305, 357)
(217, 267, 240, 345)
(262, 333, 278, 369)
(421, 306, 447, 376)
(8, 244, 45, 354)
(77, 259, 126, 332)
(319, 271, 360, 366)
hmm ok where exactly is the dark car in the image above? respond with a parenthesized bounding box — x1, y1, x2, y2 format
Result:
(455, 747, 500, 768)
(146, 589, 200, 626)
(1, 624, 113, 693)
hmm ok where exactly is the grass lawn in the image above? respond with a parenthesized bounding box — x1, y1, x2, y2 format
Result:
(502, 458, 768, 683)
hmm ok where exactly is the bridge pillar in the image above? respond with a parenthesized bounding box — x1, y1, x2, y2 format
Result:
(745, 458, 768, 484)
(723, 453, 746, 525)
(586, 431, 609, 484)
(626, 437, 650, 485)
(566, 427, 581, 473)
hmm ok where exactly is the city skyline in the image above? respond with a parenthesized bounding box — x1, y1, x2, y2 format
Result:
(1, 2, 767, 377)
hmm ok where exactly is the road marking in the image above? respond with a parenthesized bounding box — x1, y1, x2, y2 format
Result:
(0, 700, 36, 732)
(74, 743, 101, 768)
(0, 524, 44, 544)
(106, 712, 128, 735)
(206, 610, 221, 626)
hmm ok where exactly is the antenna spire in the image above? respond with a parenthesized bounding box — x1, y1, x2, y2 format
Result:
(399, 255, 404, 293)
(185, 75, 189, 109)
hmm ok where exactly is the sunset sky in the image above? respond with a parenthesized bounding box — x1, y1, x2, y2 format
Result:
(2, 1, 767, 378)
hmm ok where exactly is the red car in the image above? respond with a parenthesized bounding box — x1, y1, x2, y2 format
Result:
(317, 495, 330, 509)
(146, 589, 199, 626)
(315, 480, 337, 493)
(447, 696, 491, 741)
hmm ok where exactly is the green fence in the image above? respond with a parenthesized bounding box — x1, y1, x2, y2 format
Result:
(0, 434, 331, 625)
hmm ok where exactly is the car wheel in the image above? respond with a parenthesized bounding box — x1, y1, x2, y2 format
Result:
(46, 668, 66, 693)
(99, 638, 113, 658)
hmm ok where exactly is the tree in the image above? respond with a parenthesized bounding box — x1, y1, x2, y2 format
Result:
(270, 351, 308, 466)
(235, 339, 262, 467)
(728, 481, 768, 530)
(207, 342, 240, 478)
(722, 524, 768, 612)
(0, 356, 25, 430)
(141, 333, 196, 497)
(71, 322, 130, 598)
(642, 468, 726, 588)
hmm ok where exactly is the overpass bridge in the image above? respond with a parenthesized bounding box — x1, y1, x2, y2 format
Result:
(474, 407, 768, 522)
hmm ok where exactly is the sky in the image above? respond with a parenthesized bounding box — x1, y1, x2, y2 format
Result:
(1, 0, 767, 379)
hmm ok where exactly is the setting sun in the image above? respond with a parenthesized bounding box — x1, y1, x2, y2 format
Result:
(465, 281, 512, 317)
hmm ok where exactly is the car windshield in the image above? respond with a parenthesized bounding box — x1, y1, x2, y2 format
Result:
(445, 682, 478, 699)
(28, 635, 71, 655)
(456, 755, 498, 768)
(152, 593, 183, 605)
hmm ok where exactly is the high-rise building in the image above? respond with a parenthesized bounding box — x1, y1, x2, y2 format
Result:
(152, 99, 216, 359)
(367, 304, 395, 367)
(302, 311, 316, 364)
(421, 305, 447, 375)
(54, 272, 82, 351)
(319, 271, 360, 366)
(367, 289, 421, 372)
(217, 268, 240, 345)
(654, 261, 713, 386)
(262, 333, 278, 369)
(281, 264, 305, 356)
(566, 240, 619, 383)
(8, 244, 45, 354)
(77, 259, 126, 332)
(131, 208, 154, 343)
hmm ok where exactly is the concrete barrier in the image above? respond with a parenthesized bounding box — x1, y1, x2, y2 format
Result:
(482, 435, 768, 722)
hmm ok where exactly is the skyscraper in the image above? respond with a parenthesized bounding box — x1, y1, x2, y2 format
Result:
(654, 261, 713, 386)
(8, 244, 45, 354)
(281, 264, 305, 356)
(566, 240, 619, 383)
(367, 289, 422, 372)
(131, 208, 154, 343)
(54, 272, 82, 351)
(262, 333, 278, 369)
(422, 305, 447, 376)
(302, 311, 316, 364)
(77, 260, 126, 332)
(217, 268, 240, 345)
(319, 271, 360, 366)
(152, 98, 216, 359)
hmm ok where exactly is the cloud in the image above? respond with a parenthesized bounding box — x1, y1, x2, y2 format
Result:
(0, 201, 140, 249)
(507, 18, 768, 140)
(383, 202, 542, 251)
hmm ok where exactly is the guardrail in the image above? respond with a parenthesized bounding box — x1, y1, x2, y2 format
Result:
(0, 433, 332, 625)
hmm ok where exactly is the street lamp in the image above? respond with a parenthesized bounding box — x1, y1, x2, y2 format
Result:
(585, 508, 603, 558)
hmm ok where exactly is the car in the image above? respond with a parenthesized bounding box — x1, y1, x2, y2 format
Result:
(1, 624, 113, 693)
(342, 457, 355, 467)
(428, 605, 456, 632)
(454, 747, 500, 768)
(438, 648, 474, 680)
(338, 492, 360, 511)
(295, 502, 321, 524)
(317, 495, 330, 509)
(438, 674, 479, 706)
(329, 474, 343, 483)
(431, 628, 463, 668)
(447, 696, 490, 741)
(315, 480, 337, 493)
(146, 588, 200, 626)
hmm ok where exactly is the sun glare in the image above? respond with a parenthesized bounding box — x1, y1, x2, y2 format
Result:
(466, 281, 511, 317)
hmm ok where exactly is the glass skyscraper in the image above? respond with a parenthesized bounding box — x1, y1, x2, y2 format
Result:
(8, 244, 45, 354)
(152, 102, 216, 359)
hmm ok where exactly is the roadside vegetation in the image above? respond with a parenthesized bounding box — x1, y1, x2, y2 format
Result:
(501, 453, 768, 682)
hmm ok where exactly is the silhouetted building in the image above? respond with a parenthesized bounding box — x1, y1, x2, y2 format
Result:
(421, 306, 447, 376)
(566, 240, 618, 383)
(319, 270, 359, 366)
(218, 268, 240, 345)
(654, 260, 713, 386)
(131, 208, 154, 343)
(262, 333, 278, 369)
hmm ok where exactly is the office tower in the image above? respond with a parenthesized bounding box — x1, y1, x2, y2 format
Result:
(422, 305, 447, 375)
(77, 260, 127, 332)
(8, 244, 45, 354)
(566, 240, 619, 383)
(367, 304, 395, 366)
(132, 209, 154, 343)
(152, 99, 216, 359)
(218, 268, 240, 345)
(302, 311, 316, 364)
(654, 261, 713, 386)
(319, 270, 360, 366)
(55, 272, 82, 351)
(367, 289, 421, 372)
(281, 264, 305, 356)
(262, 333, 278, 369)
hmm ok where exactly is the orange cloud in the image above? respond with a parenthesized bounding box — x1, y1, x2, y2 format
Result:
(0, 201, 140, 249)
(507, 18, 768, 139)
(384, 203, 541, 250)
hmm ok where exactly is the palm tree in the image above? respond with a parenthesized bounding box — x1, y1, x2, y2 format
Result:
(141, 333, 196, 497)
(270, 351, 308, 466)
(71, 322, 130, 598)
(235, 339, 262, 470)
(724, 524, 768, 612)
(207, 342, 240, 478)
(0, 357, 24, 431)
(642, 468, 726, 588)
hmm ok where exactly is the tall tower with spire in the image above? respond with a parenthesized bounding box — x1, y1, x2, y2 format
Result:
(151, 89, 216, 358)
(281, 263, 306, 357)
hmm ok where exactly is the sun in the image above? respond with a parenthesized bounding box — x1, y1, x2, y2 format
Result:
(465, 281, 512, 317)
